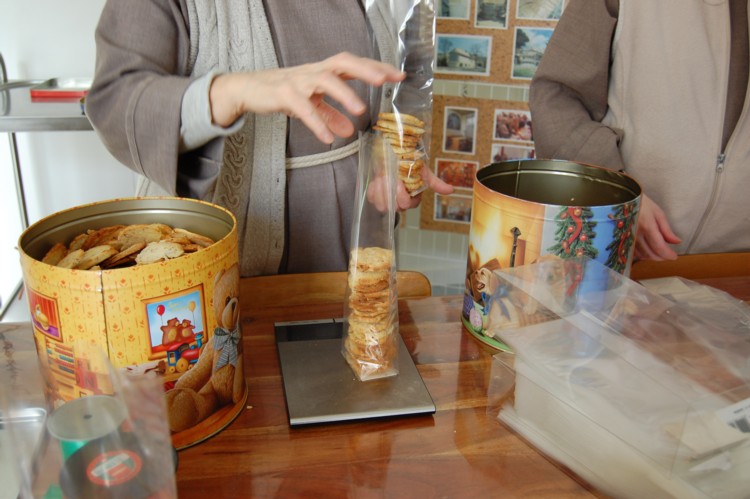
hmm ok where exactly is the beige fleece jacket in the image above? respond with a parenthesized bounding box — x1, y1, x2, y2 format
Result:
(530, 0, 750, 255)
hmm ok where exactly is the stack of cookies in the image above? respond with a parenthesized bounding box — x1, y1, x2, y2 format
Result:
(374, 112, 426, 195)
(343, 246, 399, 380)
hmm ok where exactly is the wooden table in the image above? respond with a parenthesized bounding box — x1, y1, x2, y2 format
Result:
(172, 274, 750, 498)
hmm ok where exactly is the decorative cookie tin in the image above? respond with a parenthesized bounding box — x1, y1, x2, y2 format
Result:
(18, 197, 245, 449)
(463, 160, 642, 351)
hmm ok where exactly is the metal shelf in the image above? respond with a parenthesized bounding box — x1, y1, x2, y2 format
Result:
(0, 80, 92, 132)
(0, 53, 94, 319)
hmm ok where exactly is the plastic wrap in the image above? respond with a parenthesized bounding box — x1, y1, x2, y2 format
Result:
(342, 132, 400, 381)
(486, 258, 750, 499)
(0, 323, 48, 499)
(367, 0, 435, 196)
(0, 331, 177, 499)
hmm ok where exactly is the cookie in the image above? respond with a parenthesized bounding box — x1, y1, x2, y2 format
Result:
(116, 224, 166, 250)
(81, 225, 125, 251)
(134, 241, 185, 265)
(174, 227, 215, 248)
(76, 245, 119, 270)
(378, 112, 425, 128)
(350, 247, 393, 272)
(101, 242, 147, 269)
(57, 249, 85, 269)
(42, 243, 68, 266)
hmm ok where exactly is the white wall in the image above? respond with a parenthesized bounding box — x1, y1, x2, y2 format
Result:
(0, 0, 137, 219)
(0, 0, 137, 315)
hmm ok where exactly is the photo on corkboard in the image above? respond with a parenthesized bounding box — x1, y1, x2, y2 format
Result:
(437, 0, 470, 19)
(436, 34, 492, 77)
(435, 158, 479, 190)
(512, 26, 554, 79)
(516, 0, 565, 20)
(475, 0, 508, 29)
(443, 106, 478, 155)
(434, 193, 473, 224)
(493, 109, 534, 143)
(491, 143, 536, 163)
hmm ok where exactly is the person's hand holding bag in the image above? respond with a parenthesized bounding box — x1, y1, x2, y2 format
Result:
(367, 166, 455, 213)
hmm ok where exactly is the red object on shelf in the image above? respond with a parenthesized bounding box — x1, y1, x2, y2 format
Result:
(29, 77, 91, 99)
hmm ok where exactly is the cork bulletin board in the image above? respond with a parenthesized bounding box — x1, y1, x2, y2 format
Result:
(421, 0, 565, 233)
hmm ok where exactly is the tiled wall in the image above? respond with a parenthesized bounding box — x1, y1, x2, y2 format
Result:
(396, 80, 529, 296)
(434, 79, 530, 103)
(396, 208, 469, 296)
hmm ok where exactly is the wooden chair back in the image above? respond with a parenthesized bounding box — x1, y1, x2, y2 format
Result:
(241, 270, 431, 308)
(629, 252, 750, 281)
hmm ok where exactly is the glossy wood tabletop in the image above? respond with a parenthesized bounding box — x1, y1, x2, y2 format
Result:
(173, 288, 601, 498)
(173, 273, 749, 498)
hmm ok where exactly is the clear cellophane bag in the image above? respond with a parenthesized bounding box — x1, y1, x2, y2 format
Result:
(342, 131, 400, 381)
(366, 0, 435, 197)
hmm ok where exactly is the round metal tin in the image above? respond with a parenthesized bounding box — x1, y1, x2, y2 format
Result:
(18, 197, 245, 450)
(463, 160, 642, 351)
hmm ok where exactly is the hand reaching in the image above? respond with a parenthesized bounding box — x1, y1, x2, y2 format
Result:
(209, 52, 405, 144)
(367, 165, 455, 213)
(395, 167, 454, 211)
(634, 194, 681, 261)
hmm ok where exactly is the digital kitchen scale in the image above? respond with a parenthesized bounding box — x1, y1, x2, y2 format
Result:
(275, 319, 436, 426)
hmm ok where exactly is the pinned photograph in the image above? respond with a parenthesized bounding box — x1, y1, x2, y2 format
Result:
(435, 159, 479, 190)
(434, 194, 473, 223)
(443, 106, 478, 154)
(437, 0, 470, 20)
(512, 27, 553, 79)
(494, 109, 534, 142)
(516, 0, 564, 20)
(475, 0, 508, 29)
(436, 34, 492, 76)
(491, 144, 536, 163)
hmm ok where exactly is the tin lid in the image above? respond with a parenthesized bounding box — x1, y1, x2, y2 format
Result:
(59, 431, 171, 499)
(47, 395, 127, 442)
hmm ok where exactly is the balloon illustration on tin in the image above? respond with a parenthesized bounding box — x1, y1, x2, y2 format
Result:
(156, 304, 165, 325)
(188, 300, 196, 323)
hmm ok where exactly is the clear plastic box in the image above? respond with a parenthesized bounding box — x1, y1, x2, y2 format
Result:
(486, 258, 750, 499)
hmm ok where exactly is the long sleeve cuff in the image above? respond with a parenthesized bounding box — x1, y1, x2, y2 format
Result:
(179, 70, 245, 152)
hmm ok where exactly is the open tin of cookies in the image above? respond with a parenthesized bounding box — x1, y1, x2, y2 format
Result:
(18, 197, 245, 449)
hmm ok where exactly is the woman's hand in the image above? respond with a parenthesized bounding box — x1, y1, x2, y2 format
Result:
(367, 166, 456, 213)
(395, 167, 455, 211)
(634, 194, 681, 261)
(209, 52, 405, 144)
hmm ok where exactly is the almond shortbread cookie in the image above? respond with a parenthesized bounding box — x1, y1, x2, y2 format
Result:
(42, 243, 68, 266)
(375, 111, 427, 194)
(377, 112, 425, 128)
(135, 241, 185, 265)
(351, 246, 393, 272)
(56, 249, 85, 269)
(76, 245, 119, 270)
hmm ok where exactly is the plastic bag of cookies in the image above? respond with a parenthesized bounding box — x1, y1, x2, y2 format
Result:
(366, 0, 435, 196)
(342, 132, 400, 381)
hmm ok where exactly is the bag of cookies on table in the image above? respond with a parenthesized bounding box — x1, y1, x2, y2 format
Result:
(366, 0, 435, 197)
(342, 131, 400, 381)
